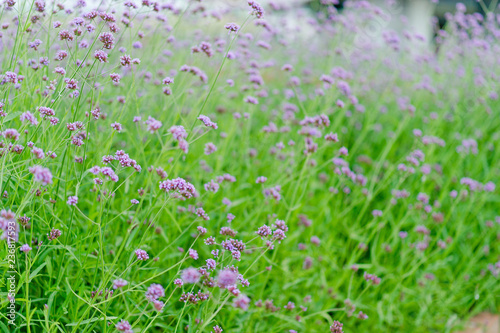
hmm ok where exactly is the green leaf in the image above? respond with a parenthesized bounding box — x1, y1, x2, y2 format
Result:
(45, 256, 53, 278)
(0, 321, 10, 333)
(28, 262, 47, 282)
(66, 316, 117, 327)
(4, 111, 21, 122)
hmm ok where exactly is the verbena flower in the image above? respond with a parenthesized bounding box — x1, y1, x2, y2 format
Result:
(181, 267, 201, 284)
(135, 249, 149, 261)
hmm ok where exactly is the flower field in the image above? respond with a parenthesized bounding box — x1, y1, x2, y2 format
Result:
(0, 0, 499, 332)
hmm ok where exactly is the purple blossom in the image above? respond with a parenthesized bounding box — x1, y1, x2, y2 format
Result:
(330, 321, 344, 333)
(47, 229, 62, 241)
(256, 225, 271, 238)
(145, 283, 165, 302)
(204, 143, 217, 155)
(66, 196, 78, 206)
(115, 320, 132, 332)
(181, 267, 201, 284)
(169, 125, 187, 140)
(225, 23, 240, 33)
(29, 165, 53, 186)
(145, 116, 162, 133)
(233, 294, 250, 310)
(244, 96, 258, 104)
(256, 176, 267, 184)
(112, 279, 128, 289)
(135, 249, 149, 261)
(94, 50, 108, 63)
(206, 259, 216, 270)
(218, 269, 238, 288)
(204, 180, 220, 193)
(188, 249, 199, 260)
(248, 1, 264, 18)
(159, 177, 196, 199)
(20, 244, 32, 253)
(111, 122, 123, 132)
(198, 115, 218, 129)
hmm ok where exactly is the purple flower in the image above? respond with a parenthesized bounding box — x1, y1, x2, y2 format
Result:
(272, 229, 286, 242)
(330, 320, 344, 333)
(169, 125, 187, 140)
(363, 272, 381, 285)
(66, 196, 78, 206)
(325, 133, 339, 142)
(417, 192, 429, 204)
(218, 269, 238, 288)
(4, 129, 20, 141)
(181, 267, 201, 284)
(338, 147, 348, 156)
(159, 177, 196, 199)
(197, 226, 207, 235)
(111, 122, 122, 132)
(29, 165, 53, 186)
(206, 259, 216, 270)
(135, 249, 149, 261)
(37, 106, 55, 117)
(256, 41, 271, 50)
(358, 311, 368, 320)
(115, 320, 132, 332)
(233, 294, 250, 310)
(94, 50, 108, 63)
(145, 116, 162, 133)
(415, 225, 430, 235)
(145, 283, 165, 302)
(162, 77, 174, 85)
(204, 180, 220, 193)
(256, 176, 267, 184)
(54, 50, 68, 61)
(263, 186, 281, 201)
(225, 23, 240, 33)
(256, 225, 271, 238)
(198, 115, 218, 129)
(188, 249, 199, 260)
(59, 30, 74, 41)
(20, 244, 32, 253)
(47, 228, 62, 241)
(153, 300, 164, 311)
(248, 1, 264, 18)
(31, 147, 44, 159)
(196, 207, 210, 221)
(244, 96, 258, 104)
(484, 182, 495, 192)
(112, 279, 128, 289)
(20, 111, 38, 125)
(120, 55, 132, 67)
(98, 32, 115, 49)
(204, 143, 217, 155)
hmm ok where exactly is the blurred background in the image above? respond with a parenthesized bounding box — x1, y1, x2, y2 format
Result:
(77, 0, 500, 47)
(307, 0, 499, 43)
(218, 0, 500, 45)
